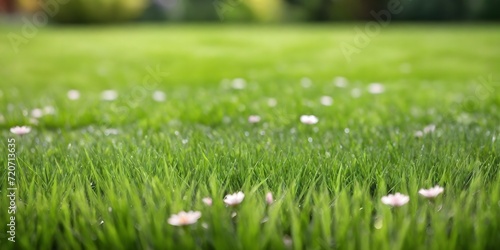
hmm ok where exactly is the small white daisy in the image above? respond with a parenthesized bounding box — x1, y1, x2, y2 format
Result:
(248, 115, 261, 124)
(418, 185, 444, 198)
(101, 90, 118, 101)
(224, 191, 245, 206)
(300, 115, 318, 125)
(381, 193, 409, 207)
(368, 83, 384, 94)
(10, 126, 31, 135)
(320, 96, 333, 106)
(67, 90, 81, 100)
(152, 90, 166, 102)
(167, 211, 202, 226)
(265, 192, 274, 205)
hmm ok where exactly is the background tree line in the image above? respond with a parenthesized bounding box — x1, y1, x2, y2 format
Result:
(1, 0, 499, 23)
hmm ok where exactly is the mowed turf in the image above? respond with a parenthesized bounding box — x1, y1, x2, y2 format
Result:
(0, 24, 499, 249)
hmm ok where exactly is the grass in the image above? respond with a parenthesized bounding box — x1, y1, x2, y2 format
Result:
(0, 23, 499, 249)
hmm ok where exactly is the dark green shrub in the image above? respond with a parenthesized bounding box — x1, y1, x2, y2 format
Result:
(42, 0, 148, 23)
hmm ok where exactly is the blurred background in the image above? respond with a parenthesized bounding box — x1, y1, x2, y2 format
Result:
(1, 0, 499, 23)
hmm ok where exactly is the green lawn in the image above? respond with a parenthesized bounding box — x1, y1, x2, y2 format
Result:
(0, 24, 499, 249)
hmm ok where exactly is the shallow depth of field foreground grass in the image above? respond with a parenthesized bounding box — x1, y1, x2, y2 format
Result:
(0, 24, 499, 249)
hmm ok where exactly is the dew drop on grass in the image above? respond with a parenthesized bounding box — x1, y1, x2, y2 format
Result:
(344, 128, 350, 134)
(261, 217, 269, 224)
(308, 137, 313, 143)
(374, 218, 383, 229)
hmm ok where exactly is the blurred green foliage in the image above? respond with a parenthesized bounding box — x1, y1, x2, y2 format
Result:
(43, 0, 148, 23)
(38, 0, 499, 23)
(141, 0, 499, 22)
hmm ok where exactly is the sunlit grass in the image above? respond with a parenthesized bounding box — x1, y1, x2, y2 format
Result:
(0, 24, 499, 249)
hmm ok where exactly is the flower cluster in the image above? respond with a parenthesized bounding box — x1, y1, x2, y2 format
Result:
(168, 191, 276, 227)
(381, 185, 444, 207)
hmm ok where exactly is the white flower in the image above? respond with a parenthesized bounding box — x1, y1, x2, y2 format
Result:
(248, 115, 261, 124)
(167, 211, 202, 226)
(414, 131, 424, 138)
(152, 90, 166, 102)
(368, 83, 384, 94)
(67, 90, 80, 100)
(418, 185, 444, 198)
(381, 193, 409, 207)
(224, 191, 245, 206)
(101, 90, 118, 101)
(202, 197, 212, 206)
(320, 96, 333, 106)
(300, 115, 318, 125)
(31, 108, 44, 118)
(231, 78, 246, 90)
(423, 124, 436, 134)
(265, 192, 273, 205)
(10, 126, 31, 135)
(333, 77, 348, 88)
